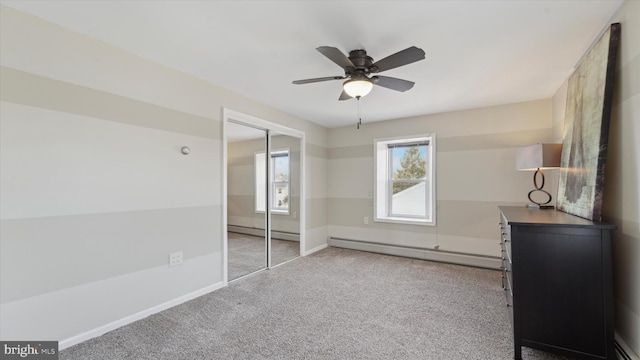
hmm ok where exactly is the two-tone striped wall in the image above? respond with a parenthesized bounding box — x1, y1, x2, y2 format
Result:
(0, 67, 224, 343)
(304, 143, 329, 253)
(590, 1, 639, 356)
(326, 100, 556, 261)
(0, 5, 329, 347)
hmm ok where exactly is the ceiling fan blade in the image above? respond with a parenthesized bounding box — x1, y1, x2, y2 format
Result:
(338, 90, 352, 101)
(292, 76, 345, 85)
(317, 46, 355, 70)
(370, 46, 425, 73)
(372, 76, 415, 92)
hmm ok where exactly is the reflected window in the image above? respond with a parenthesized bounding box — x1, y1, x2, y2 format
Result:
(255, 149, 290, 214)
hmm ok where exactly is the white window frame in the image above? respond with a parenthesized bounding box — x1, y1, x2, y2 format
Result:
(255, 149, 290, 215)
(374, 134, 436, 226)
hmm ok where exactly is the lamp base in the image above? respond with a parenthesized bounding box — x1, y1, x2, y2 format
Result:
(525, 204, 555, 210)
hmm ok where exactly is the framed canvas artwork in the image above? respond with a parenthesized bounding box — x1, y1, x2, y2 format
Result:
(556, 23, 621, 221)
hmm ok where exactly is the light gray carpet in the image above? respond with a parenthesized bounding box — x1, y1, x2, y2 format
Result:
(228, 232, 300, 281)
(61, 247, 570, 360)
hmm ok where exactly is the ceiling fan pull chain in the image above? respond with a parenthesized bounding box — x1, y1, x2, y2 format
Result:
(356, 96, 362, 129)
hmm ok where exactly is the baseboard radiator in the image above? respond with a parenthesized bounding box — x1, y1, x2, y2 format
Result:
(327, 237, 501, 270)
(228, 225, 300, 242)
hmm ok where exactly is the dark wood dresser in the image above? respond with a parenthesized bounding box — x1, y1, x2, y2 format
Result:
(498, 206, 616, 360)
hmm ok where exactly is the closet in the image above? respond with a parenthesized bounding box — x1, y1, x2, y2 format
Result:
(225, 113, 303, 282)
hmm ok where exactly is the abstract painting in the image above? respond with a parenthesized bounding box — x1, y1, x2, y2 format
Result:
(556, 23, 621, 221)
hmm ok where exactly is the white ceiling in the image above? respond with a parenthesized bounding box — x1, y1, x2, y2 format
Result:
(2, 0, 624, 128)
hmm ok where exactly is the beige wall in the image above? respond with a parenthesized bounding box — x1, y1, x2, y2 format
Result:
(327, 99, 556, 258)
(552, 0, 639, 355)
(2, 1, 636, 355)
(0, 5, 327, 345)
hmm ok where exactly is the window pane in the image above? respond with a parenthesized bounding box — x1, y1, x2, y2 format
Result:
(255, 153, 266, 212)
(256, 151, 289, 213)
(273, 182, 289, 210)
(271, 152, 289, 211)
(392, 144, 427, 195)
(392, 145, 427, 180)
(391, 182, 426, 216)
(273, 156, 289, 182)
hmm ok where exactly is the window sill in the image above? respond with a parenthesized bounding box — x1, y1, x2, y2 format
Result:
(374, 216, 434, 226)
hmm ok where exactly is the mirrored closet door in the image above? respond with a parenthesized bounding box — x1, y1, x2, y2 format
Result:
(269, 131, 301, 267)
(226, 117, 303, 282)
(226, 121, 268, 281)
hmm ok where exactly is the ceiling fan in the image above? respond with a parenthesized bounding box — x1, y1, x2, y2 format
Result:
(292, 46, 426, 100)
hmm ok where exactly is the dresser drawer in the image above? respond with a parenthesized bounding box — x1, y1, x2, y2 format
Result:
(501, 257, 513, 299)
(499, 216, 512, 284)
(499, 214, 514, 326)
(502, 240, 512, 265)
(504, 267, 513, 325)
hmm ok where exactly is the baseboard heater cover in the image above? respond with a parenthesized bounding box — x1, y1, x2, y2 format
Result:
(228, 225, 300, 242)
(327, 237, 501, 270)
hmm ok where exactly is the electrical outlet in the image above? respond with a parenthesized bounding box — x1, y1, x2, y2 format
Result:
(364, 217, 369, 225)
(169, 251, 183, 267)
(293, 212, 297, 219)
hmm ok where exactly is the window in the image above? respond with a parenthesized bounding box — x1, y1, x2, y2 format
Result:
(255, 149, 290, 214)
(374, 135, 435, 225)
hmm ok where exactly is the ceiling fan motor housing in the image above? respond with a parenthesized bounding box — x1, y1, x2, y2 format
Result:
(347, 49, 375, 75)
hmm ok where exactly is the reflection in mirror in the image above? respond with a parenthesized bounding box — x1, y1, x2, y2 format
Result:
(269, 132, 301, 267)
(226, 121, 267, 281)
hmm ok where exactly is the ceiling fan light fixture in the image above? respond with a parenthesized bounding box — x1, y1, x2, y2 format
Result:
(343, 78, 373, 98)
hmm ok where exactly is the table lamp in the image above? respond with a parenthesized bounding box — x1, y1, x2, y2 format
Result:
(516, 143, 562, 209)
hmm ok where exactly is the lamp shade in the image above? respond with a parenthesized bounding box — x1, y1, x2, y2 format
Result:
(516, 143, 562, 170)
(343, 78, 373, 98)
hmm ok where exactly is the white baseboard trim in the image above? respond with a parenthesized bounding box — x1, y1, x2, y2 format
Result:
(302, 243, 328, 256)
(59, 281, 225, 350)
(228, 225, 300, 242)
(328, 237, 501, 270)
(616, 332, 640, 360)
